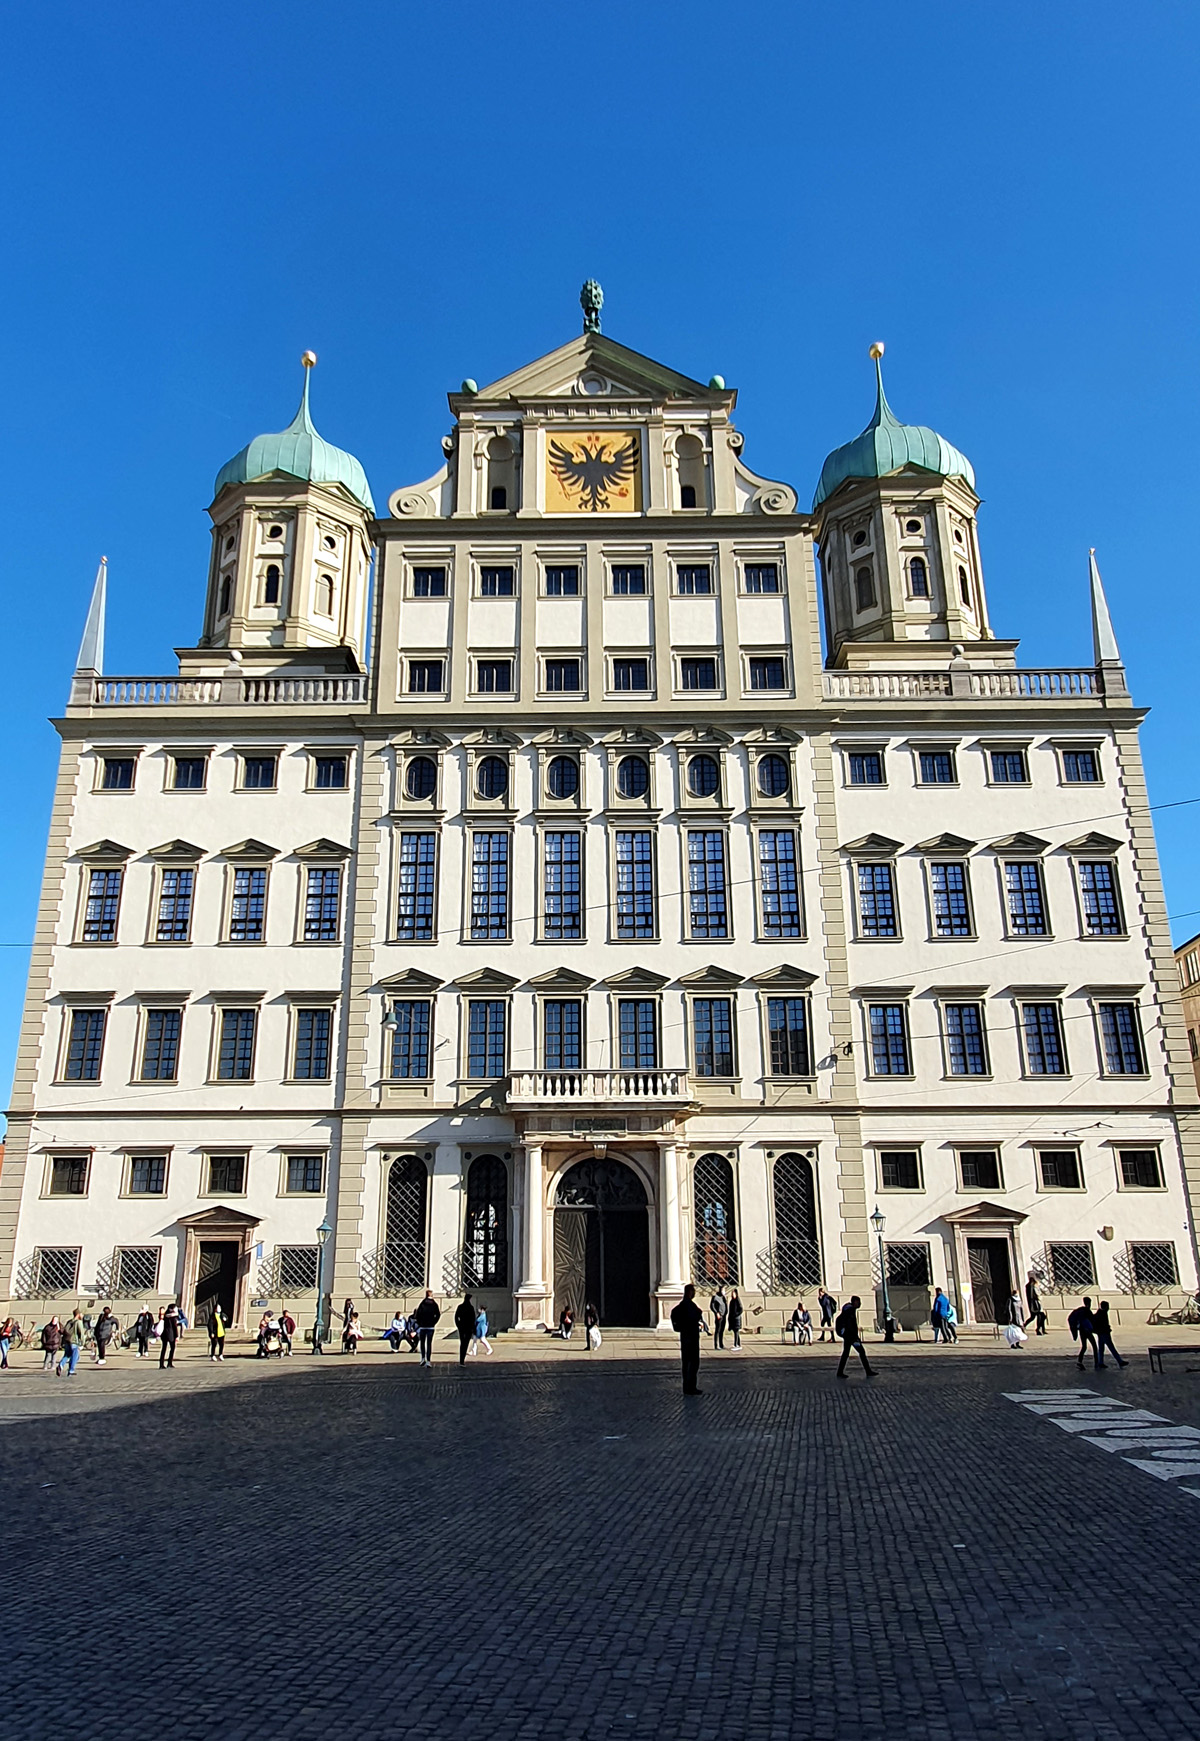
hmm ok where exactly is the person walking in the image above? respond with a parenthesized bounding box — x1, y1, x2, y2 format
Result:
(57, 1312, 83, 1378)
(208, 1304, 227, 1362)
(413, 1290, 441, 1367)
(817, 1288, 838, 1343)
(40, 1317, 62, 1372)
(159, 1302, 181, 1369)
(1006, 1290, 1024, 1331)
(1092, 1300, 1128, 1369)
(1068, 1296, 1100, 1370)
(471, 1305, 492, 1357)
(931, 1288, 951, 1344)
(133, 1307, 155, 1359)
(670, 1283, 707, 1396)
(0, 1316, 15, 1369)
(454, 1293, 476, 1366)
(1023, 1271, 1047, 1334)
(583, 1302, 601, 1351)
(278, 1308, 295, 1356)
(835, 1295, 876, 1380)
(709, 1287, 728, 1351)
(92, 1306, 118, 1366)
(727, 1288, 744, 1350)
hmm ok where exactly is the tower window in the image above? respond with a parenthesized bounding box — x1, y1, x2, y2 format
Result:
(268, 525, 283, 540)
(954, 528, 964, 544)
(219, 575, 232, 616)
(490, 485, 508, 510)
(316, 575, 335, 616)
(958, 566, 971, 606)
(264, 564, 281, 605)
(225, 535, 235, 552)
(854, 567, 876, 611)
(323, 533, 337, 550)
(679, 484, 697, 508)
(904, 519, 922, 534)
(909, 556, 929, 598)
(852, 529, 868, 547)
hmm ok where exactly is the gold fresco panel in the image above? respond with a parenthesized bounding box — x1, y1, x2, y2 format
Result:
(544, 429, 642, 514)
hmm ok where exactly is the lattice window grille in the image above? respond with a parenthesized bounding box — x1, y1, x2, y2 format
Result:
(31, 1247, 81, 1295)
(115, 1246, 160, 1294)
(275, 1246, 319, 1293)
(692, 1152, 738, 1286)
(883, 1242, 931, 1287)
(361, 1243, 427, 1295)
(771, 1153, 821, 1288)
(1118, 1241, 1179, 1292)
(1045, 1242, 1096, 1290)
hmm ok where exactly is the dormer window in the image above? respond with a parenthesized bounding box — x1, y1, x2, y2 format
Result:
(909, 556, 929, 598)
(264, 564, 281, 605)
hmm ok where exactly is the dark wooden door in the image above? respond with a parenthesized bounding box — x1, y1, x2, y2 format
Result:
(599, 1207, 651, 1327)
(967, 1238, 1011, 1324)
(553, 1208, 594, 1322)
(195, 1241, 239, 1325)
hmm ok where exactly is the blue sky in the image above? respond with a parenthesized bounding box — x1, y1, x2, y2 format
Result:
(2, 3, 1199, 1092)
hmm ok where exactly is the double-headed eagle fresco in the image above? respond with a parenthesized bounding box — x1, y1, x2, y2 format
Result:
(548, 433, 639, 512)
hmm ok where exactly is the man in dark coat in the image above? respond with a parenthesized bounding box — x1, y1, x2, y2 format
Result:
(670, 1284, 707, 1395)
(835, 1295, 876, 1380)
(159, 1301, 181, 1369)
(1023, 1271, 1047, 1334)
(1068, 1297, 1101, 1370)
(709, 1288, 728, 1350)
(454, 1294, 476, 1366)
(413, 1290, 441, 1368)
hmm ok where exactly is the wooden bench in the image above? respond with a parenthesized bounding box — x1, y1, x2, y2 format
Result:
(1147, 1345, 1200, 1373)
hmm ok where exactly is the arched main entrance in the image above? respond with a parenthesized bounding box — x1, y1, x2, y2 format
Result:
(553, 1157, 651, 1327)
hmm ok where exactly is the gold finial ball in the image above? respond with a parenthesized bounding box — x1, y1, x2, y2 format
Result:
(869, 341, 885, 360)
(302, 350, 318, 368)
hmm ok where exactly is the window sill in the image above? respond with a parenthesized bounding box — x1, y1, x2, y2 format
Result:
(41, 1193, 89, 1202)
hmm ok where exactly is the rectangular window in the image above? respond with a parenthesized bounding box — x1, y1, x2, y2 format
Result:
(610, 564, 646, 595)
(82, 868, 122, 943)
(407, 659, 445, 693)
(918, 751, 956, 784)
(1046, 1242, 1096, 1289)
(857, 862, 898, 938)
(743, 563, 780, 594)
(64, 1008, 106, 1081)
(1099, 1002, 1146, 1075)
(758, 830, 803, 938)
(475, 658, 513, 693)
(612, 657, 650, 691)
(615, 831, 655, 940)
(128, 1154, 167, 1195)
(303, 866, 342, 942)
(411, 566, 447, 597)
(101, 756, 135, 790)
(943, 1003, 989, 1076)
(868, 1004, 911, 1075)
(293, 1007, 332, 1081)
(544, 565, 580, 596)
(115, 1246, 161, 1292)
(1021, 1002, 1066, 1074)
(155, 868, 194, 942)
(692, 998, 734, 1076)
(676, 564, 712, 595)
(467, 999, 507, 1078)
(767, 997, 811, 1075)
(990, 749, 1028, 784)
(1062, 748, 1100, 783)
(1191, 1027, 1199, 1060)
(478, 565, 515, 597)
(848, 751, 884, 785)
(687, 831, 729, 938)
(242, 756, 277, 790)
(207, 1154, 246, 1194)
(172, 756, 207, 790)
(48, 1156, 89, 1196)
(1129, 1241, 1179, 1288)
(928, 861, 972, 937)
(748, 655, 787, 691)
(396, 834, 436, 942)
(229, 866, 267, 941)
(1182, 950, 1200, 988)
(878, 1149, 921, 1190)
(139, 1007, 182, 1081)
(286, 1154, 326, 1194)
(470, 832, 510, 940)
(313, 755, 348, 790)
(217, 1008, 257, 1081)
(677, 656, 717, 693)
(1078, 860, 1124, 936)
(388, 1000, 432, 1079)
(618, 999, 658, 1069)
(32, 1247, 80, 1292)
(543, 658, 582, 693)
(958, 1149, 1001, 1190)
(277, 1246, 320, 1290)
(1004, 862, 1047, 936)
(1119, 1147, 1163, 1189)
(886, 1243, 931, 1286)
(543, 1000, 583, 1071)
(1038, 1150, 1082, 1190)
(543, 832, 582, 941)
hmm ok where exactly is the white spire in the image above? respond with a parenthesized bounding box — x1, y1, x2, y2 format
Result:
(74, 557, 107, 676)
(1088, 548, 1127, 697)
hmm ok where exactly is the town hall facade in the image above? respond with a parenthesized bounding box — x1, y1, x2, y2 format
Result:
(2, 294, 1197, 1334)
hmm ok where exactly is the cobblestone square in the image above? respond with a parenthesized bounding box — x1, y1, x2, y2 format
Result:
(3, 1344, 1200, 1740)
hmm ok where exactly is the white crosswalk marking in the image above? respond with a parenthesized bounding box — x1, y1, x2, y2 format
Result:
(1004, 1388, 1200, 1493)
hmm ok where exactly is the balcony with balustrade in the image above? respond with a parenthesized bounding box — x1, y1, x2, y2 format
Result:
(821, 666, 1107, 702)
(69, 672, 367, 711)
(507, 1068, 693, 1110)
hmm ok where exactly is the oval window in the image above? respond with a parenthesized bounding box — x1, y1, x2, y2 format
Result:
(852, 529, 868, 547)
(476, 755, 509, 800)
(616, 754, 650, 799)
(547, 755, 579, 800)
(405, 755, 438, 801)
(688, 754, 720, 798)
(268, 524, 283, 540)
(904, 518, 922, 534)
(757, 753, 790, 798)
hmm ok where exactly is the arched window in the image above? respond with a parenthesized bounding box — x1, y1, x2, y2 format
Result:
(772, 1152, 821, 1287)
(218, 574, 232, 617)
(486, 434, 516, 512)
(957, 565, 971, 606)
(405, 755, 438, 801)
(909, 556, 929, 598)
(547, 755, 579, 800)
(757, 753, 790, 798)
(476, 755, 509, 800)
(383, 1155, 428, 1289)
(463, 1154, 508, 1287)
(692, 1152, 738, 1285)
(854, 566, 876, 611)
(264, 563, 281, 605)
(616, 754, 649, 799)
(679, 484, 697, 509)
(675, 432, 705, 510)
(316, 574, 335, 616)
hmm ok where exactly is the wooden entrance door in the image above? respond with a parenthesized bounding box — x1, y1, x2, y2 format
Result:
(195, 1241, 239, 1326)
(967, 1237, 1012, 1324)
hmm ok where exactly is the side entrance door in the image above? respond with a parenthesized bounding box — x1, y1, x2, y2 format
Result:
(967, 1237, 1012, 1324)
(195, 1241, 239, 1327)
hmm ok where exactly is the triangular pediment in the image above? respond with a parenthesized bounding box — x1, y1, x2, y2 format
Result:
(452, 967, 519, 992)
(177, 1205, 262, 1228)
(604, 966, 668, 990)
(941, 1201, 1028, 1226)
(916, 833, 976, 854)
(678, 965, 744, 989)
(76, 839, 133, 862)
(220, 838, 278, 861)
(1063, 832, 1122, 854)
(377, 968, 442, 992)
(146, 839, 205, 861)
(750, 964, 818, 988)
(528, 967, 595, 991)
(463, 333, 720, 406)
(988, 832, 1049, 854)
(293, 838, 352, 860)
(840, 833, 903, 856)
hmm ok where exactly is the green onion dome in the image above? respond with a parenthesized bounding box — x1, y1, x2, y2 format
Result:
(814, 344, 974, 510)
(214, 355, 374, 513)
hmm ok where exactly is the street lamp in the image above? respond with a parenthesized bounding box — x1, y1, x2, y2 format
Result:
(870, 1205, 896, 1343)
(313, 1217, 333, 1354)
